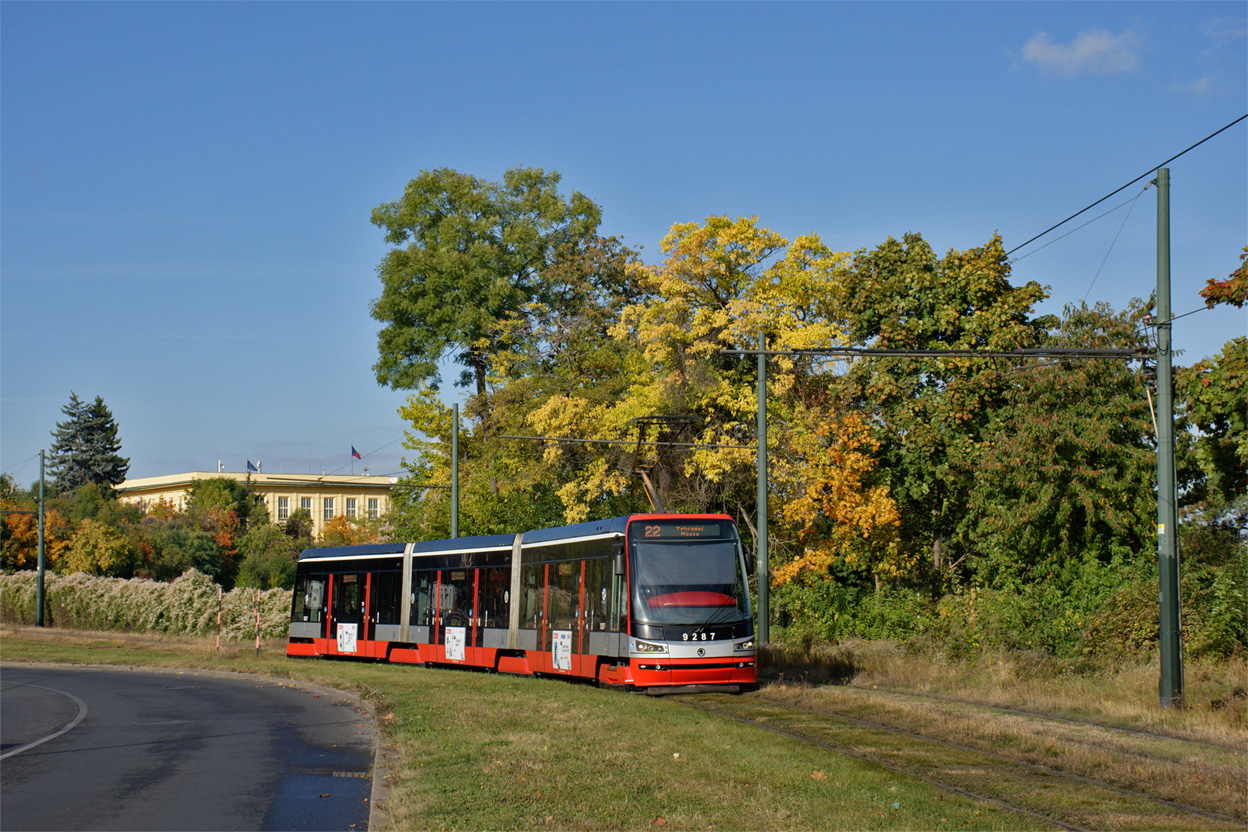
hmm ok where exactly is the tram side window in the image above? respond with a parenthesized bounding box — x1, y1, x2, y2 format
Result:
(548, 561, 579, 632)
(411, 570, 435, 626)
(613, 563, 628, 632)
(480, 567, 509, 629)
(333, 574, 363, 624)
(372, 571, 400, 626)
(583, 558, 609, 631)
(521, 564, 542, 629)
(293, 575, 325, 622)
(441, 570, 472, 627)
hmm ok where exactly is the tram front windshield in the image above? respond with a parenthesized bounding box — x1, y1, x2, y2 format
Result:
(629, 522, 751, 627)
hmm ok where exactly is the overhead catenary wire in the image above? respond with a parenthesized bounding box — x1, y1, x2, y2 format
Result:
(1082, 183, 1150, 302)
(319, 436, 406, 477)
(1010, 193, 1149, 263)
(721, 346, 1144, 360)
(1006, 113, 1247, 257)
(500, 434, 756, 451)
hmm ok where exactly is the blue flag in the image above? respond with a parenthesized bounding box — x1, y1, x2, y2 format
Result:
(247, 460, 258, 472)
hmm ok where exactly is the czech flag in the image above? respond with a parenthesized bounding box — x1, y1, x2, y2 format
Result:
(351, 446, 362, 460)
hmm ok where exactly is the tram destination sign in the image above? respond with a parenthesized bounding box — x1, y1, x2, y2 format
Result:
(632, 521, 724, 540)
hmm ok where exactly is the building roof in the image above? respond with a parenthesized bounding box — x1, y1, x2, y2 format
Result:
(116, 471, 397, 494)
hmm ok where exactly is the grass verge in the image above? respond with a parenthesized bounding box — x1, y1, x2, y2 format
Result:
(1, 626, 1041, 831)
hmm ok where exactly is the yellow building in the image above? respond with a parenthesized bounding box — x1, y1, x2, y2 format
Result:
(114, 471, 395, 538)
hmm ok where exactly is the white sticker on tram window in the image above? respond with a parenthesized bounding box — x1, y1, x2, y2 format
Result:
(445, 626, 466, 662)
(553, 630, 572, 671)
(337, 623, 358, 653)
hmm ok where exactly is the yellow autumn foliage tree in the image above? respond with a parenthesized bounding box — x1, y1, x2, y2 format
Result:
(771, 410, 909, 585)
(63, 518, 135, 576)
(529, 215, 857, 523)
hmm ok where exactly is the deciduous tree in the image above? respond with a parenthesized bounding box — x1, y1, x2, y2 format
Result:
(370, 167, 603, 402)
(63, 518, 136, 577)
(1177, 336, 1247, 527)
(531, 216, 855, 522)
(959, 301, 1156, 583)
(830, 233, 1051, 575)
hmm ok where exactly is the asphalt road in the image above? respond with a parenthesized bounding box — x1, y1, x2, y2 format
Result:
(0, 664, 376, 832)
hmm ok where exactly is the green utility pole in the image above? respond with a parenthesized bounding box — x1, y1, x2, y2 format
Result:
(451, 403, 459, 539)
(756, 331, 769, 644)
(1155, 167, 1183, 708)
(37, 450, 46, 627)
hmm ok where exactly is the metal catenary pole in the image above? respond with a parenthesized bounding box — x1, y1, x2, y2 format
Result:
(451, 403, 459, 539)
(37, 450, 46, 628)
(756, 331, 769, 645)
(1155, 167, 1184, 708)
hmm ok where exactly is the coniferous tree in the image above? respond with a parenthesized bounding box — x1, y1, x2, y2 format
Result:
(48, 392, 130, 494)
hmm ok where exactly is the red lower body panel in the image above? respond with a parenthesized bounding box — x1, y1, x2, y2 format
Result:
(288, 635, 755, 690)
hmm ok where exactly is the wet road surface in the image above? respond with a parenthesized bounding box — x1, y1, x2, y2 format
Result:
(1, 664, 375, 831)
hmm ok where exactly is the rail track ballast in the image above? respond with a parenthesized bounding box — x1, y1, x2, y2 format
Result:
(288, 514, 758, 693)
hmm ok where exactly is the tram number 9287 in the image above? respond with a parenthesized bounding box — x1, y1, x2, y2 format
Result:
(287, 513, 758, 694)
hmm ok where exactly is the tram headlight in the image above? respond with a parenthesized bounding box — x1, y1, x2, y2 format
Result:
(633, 639, 667, 653)
(734, 639, 755, 652)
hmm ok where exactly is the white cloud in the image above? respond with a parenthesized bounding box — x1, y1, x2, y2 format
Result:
(1170, 75, 1214, 97)
(1202, 16, 1247, 47)
(1021, 29, 1141, 78)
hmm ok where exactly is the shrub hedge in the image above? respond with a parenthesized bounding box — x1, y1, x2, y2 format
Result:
(0, 570, 291, 640)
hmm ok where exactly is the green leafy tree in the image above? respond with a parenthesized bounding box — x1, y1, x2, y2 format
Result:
(385, 231, 644, 539)
(47, 393, 130, 494)
(370, 167, 603, 401)
(830, 233, 1052, 577)
(235, 523, 300, 590)
(388, 387, 571, 541)
(1176, 337, 1246, 526)
(135, 518, 224, 582)
(283, 507, 315, 542)
(61, 482, 142, 526)
(185, 477, 260, 523)
(960, 301, 1157, 584)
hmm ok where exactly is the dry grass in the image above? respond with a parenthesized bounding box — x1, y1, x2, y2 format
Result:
(834, 639, 1248, 745)
(755, 638, 1248, 827)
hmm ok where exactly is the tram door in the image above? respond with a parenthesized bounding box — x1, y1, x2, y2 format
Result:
(369, 571, 400, 658)
(328, 572, 366, 656)
(546, 561, 583, 675)
(438, 570, 473, 664)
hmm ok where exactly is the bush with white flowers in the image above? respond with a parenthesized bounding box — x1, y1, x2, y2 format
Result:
(0, 570, 292, 639)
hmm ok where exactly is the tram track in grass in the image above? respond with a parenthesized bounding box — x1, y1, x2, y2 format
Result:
(673, 688, 1246, 831)
(830, 684, 1248, 753)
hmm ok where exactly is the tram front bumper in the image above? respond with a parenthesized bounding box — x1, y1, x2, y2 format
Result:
(631, 656, 757, 689)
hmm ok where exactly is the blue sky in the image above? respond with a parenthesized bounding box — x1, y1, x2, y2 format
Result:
(2, 1, 1245, 484)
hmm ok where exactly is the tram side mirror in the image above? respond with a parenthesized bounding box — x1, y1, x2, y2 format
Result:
(744, 547, 756, 576)
(613, 542, 625, 576)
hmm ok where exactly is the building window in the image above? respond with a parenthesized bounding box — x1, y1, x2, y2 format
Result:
(323, 498, 335, 521)
(368, 498, 379, 519)
(300, 497, 312, 513)
(277, 496, 289, 521)
(346, 498, 357, 519)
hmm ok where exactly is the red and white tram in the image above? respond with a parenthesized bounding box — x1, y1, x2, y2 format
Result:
(287, 514, 757, 693)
